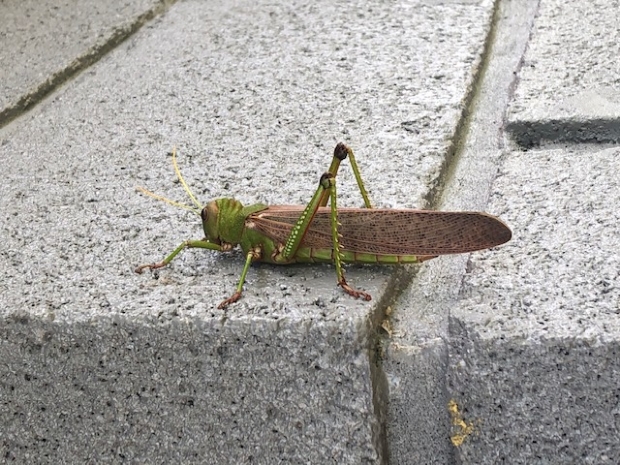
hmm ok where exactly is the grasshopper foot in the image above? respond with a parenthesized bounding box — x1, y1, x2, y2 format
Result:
(338, 279, 372, 301)
(135, 262, 167, 274)
(218, 291, 242, 309)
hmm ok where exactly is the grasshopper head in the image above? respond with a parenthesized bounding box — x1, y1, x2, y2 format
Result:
(201, 198, 246, 246)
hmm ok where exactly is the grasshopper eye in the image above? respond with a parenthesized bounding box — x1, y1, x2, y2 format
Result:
(202, 202, 219, 224)
(201, 206, 212, 240)
(201, 201, 221, 243)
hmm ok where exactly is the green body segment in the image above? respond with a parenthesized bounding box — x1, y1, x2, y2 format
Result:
(289, 247, 421, 264)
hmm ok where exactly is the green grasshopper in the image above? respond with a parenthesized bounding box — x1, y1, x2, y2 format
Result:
(136, 143, 511, 309)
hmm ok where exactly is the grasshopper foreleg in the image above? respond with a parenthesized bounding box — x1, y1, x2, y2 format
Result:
(135, 239, 225, 273)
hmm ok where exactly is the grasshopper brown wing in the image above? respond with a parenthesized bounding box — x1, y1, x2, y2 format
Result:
(249, 206, 511, 256)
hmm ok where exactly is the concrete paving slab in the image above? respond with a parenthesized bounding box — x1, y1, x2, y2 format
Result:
(506, 0, 620, 147)
(449, 144, 620, 463)
(0, 0, 497, 462)
(0, 0, 171, 124)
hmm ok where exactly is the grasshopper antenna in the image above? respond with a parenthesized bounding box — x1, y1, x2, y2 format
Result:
(171, 147, 202, 210)
(136, 147, 202, 216)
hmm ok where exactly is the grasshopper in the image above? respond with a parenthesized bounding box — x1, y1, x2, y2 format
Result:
(136, 143, 511, 309)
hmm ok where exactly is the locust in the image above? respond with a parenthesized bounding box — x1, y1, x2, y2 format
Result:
(135, 143, 511, 309)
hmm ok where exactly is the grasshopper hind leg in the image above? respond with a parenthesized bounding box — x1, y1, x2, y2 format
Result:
(325, 172, 373, 302)
(279, 144, 374, 304)
(319, 143, 373, 209)
(218, 291, 242, 309)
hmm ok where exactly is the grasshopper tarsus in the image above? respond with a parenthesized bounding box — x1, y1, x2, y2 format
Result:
(338, 279, 372, 301)
(134, 262, 166, 274)
(218, 291, 242, 309)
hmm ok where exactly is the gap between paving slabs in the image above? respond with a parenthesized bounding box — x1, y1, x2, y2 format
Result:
(368, 0, 505, 455)
(384, 0, 542, 461)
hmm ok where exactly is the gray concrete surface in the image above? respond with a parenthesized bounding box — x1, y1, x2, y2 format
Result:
(1, 0, 496, 462)
(0, 0, 171, 124)
(450, 144, 620, 464)
(1, 0, 618, 463)
(443, 0, 620, 463)
(506, 0, 620, 147)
